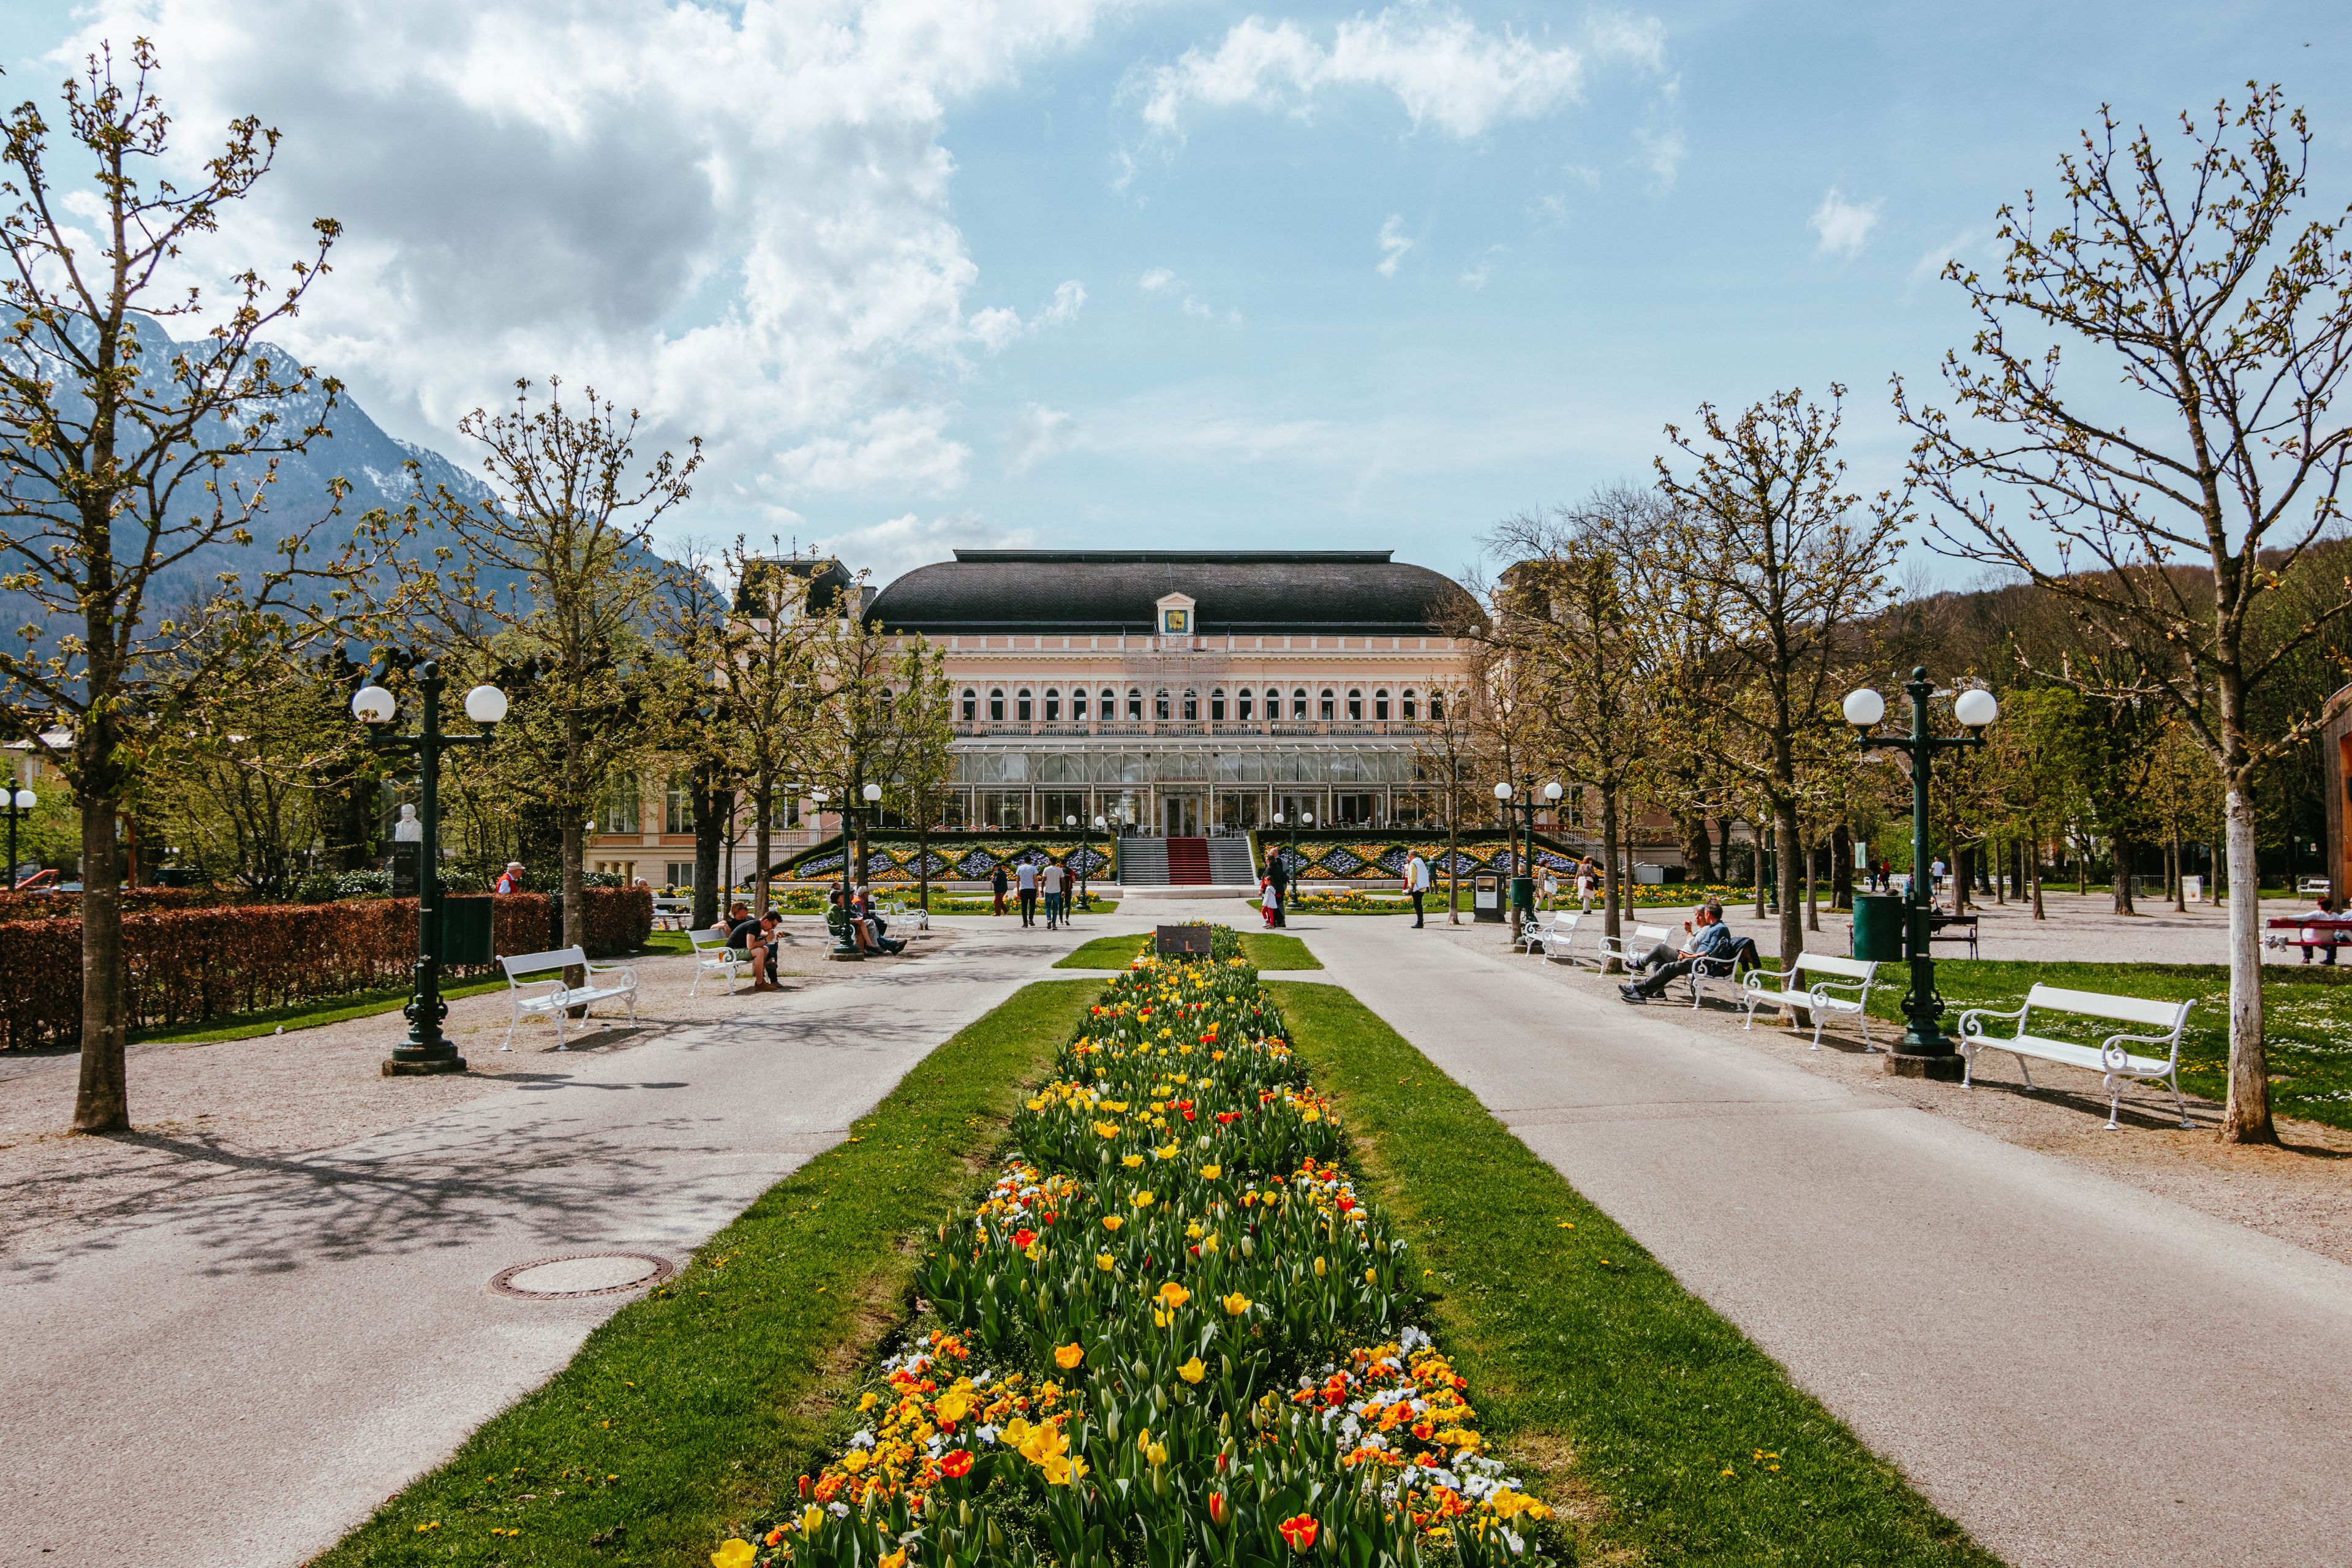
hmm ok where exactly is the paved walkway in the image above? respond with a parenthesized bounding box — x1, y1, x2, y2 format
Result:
(5, 917, 1132, 1568)
(1293, 915, 2352, 1568)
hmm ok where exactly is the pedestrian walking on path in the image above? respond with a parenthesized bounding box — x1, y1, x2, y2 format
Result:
(1016, 858, 1039, 926)
(1041, 859, 1065, 930)
(1405, 850, 1431, 927)
(991, 864, 1008, 916)
(1266, 850, 1290, 927)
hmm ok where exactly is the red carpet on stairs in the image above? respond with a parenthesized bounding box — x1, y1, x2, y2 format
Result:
(1166, 836, 1212, 884)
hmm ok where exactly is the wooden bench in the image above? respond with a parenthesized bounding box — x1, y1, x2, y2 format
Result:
(1956, 984, 2195, 1130)
(1926, 911, 1979, 959)
(1742, 951, 1882, 1049)
(499, 946, 638, 1051)
(687, 924, 748, 997)
(1596, 921, 1673, 973)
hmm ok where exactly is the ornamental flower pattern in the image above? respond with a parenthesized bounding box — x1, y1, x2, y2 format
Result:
(726, 935, 1564, 1568)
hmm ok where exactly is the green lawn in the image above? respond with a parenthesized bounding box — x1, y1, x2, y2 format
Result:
(1052, 930, 1322, 970)
(1861, 959, 2352, 1133)
(311, 978, 1104, 1568)
(1271, 979, 1996, 1567)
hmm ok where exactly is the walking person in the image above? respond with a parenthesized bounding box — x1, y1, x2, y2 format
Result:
(1041, 858, 1065, 930)
(991, 863, 1009, 917)
(1576, 862, 1596, 912)
(496, 861, 526, 895)
(1405, 849, 1431, 928)
(1016, 857, 1039, 927)
(1265, 847, 1291, 927)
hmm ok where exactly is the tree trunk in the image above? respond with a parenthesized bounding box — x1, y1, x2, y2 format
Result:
(560, 815, 586, 959)
(1752, 819, 1768, 921)
(1803, 830, 1820, 932)
(2221, 783, 2274, 1144)
(690, 771, 726, 931)
(72, 794, 128, 1133)
(2029, 823, 2045, 919)
(753, 784, 774, 916)
(918, 805, 932, 911)
(1446, 803, 1460, 924)
(1774, 798, 1803, 964)
(1831, 821, 1853, 911)
(1994, 837, 2007, 905)
(1678, 811, 1716, 884)
(2076, 835, 2087, 895)
(2112, 840, 2136, 915)
(2172, 827, 2187, 913)
(1599, 788, 1624, 969)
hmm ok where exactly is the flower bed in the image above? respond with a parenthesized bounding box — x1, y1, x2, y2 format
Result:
(718, 930, 1564, 1567)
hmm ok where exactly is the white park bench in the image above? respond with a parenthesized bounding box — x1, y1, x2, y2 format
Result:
(1741, 952, 1882, 1049)
(652, 895, 693, 932)
(687, 924, 748, 997)
(1596, 922, 1674, 973)
(1529, 910, 1590, 965)
(499, 946, 639, 1051)
(1957, 984, 2196, 1131)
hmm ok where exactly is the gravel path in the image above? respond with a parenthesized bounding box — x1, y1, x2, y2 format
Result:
(0, 922, 930, 1259)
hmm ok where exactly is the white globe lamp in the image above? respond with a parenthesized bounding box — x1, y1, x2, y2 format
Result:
(1842, 688, 1887, 729)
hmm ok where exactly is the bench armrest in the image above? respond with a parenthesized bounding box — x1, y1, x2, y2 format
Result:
(1956, 1001, 2028, 1039)
(2098, 1029, 2183, 1072)
(1806, 976, 1867, 1009)
(582, 959, 639, 989)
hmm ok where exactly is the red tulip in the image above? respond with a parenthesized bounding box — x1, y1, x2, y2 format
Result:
(940, 1450, 974, 1479)
(1278, 1514, 1319, 1551)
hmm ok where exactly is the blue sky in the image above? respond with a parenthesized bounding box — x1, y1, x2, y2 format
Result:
(9, 1, 2352, 586)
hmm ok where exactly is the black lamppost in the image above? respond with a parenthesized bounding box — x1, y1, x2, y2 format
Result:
(1844, 668, 1999, 1079)
(1492, 777, 1562, 940)
(4, 782, 36, 889)
(1085, 813, 1105, 911)
(352, 661, 506, 1076)
(823, 780, 883, 960)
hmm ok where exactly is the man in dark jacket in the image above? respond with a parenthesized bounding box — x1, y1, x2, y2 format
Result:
(1265, 850, 1291, 927)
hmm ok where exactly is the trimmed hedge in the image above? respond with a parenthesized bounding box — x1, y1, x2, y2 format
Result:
(0, 888, 654, 1050)
(0, 888, 239, 921)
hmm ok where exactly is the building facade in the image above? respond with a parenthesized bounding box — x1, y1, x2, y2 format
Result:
(866, 549, 1483, 839)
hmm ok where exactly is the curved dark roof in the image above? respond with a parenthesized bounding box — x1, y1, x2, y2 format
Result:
(864, 551, 1477, 636)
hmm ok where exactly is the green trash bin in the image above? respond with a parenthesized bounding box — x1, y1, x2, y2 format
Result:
(1852, 892, 1905, 962)
(441, 895, 495, 967)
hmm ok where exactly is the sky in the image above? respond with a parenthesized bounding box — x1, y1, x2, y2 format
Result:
(9, 0, 2352, 589)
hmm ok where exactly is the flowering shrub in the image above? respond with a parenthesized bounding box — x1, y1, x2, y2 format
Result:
(721, 938, 1564, 1567)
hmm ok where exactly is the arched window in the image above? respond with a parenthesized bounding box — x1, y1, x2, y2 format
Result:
(1429, 690, 1446, 722)
(1237, 688, 1254, 722)
(989, 687, 1006, 722)
(1071, 690, 1088, 722)
(1346, 688, 1363, 722)
(1016, 688, 1033, 722)
(1401, 688, 1417, 721)
(1155, 688, 1172, 721)
(1319, 688, 1336, 722)
(1374, 688, 1390, 722)
(1127, 687, 1144, 721)
(1101, 687, 1117, 719)
(1210, 687, 1227, 722)
(1291, 687, 1309, 720)
(1182, 689, 1199, 721)
(1044, 688, 1061, 722)
(961, 688, 977, 723)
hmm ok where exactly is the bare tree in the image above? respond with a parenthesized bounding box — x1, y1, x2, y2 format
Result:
(398, 379, 699, 954)
(1408, 684, 1482, 924)
(718, 547, 821, 915)
(0, 43, 372, 1131)
(1896, 87, 2352, 1142)
(1651, 387, 1905, 965)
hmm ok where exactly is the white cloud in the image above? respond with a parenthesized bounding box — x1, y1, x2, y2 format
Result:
(819, 510, 1039, 582)
(1376, 214, 1414, 277)
(51, 0, 1125, 521)
(1811, 187, 1882, 258)
(1135, 265, 1228, 321)
(1909, 228, 1984, 283)
(1137, 267, 1178, 293)
(1460, 245, 1505, 290)
(1003, 402, 1075, 477)
(1136, 6, 1656, 140)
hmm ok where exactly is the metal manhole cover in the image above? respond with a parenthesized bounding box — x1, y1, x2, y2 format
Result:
(490, 1251, 675, 1299)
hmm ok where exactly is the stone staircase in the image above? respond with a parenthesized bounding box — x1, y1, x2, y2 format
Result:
(1205, 837, 1259, 886)
(1118, 836, 1169, 886)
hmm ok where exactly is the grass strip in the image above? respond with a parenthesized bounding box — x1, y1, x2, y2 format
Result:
(1052, 932, 1322, 971)
(1859, 957, 2352, 1133)
(312, 977, 1104, 1568)
(1269, 978, 1997, 1567)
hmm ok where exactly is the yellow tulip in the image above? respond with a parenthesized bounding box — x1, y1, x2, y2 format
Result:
(1122, 1153, 1144, 1168)
(1313, 1256, 1327, 1278)
(1055, 1342, 1085, 1370)
(1177, 1357, 1207, 1384)
(935, 1391, 971, 1423)
(799, 1506, 826, 1536)
(714, 1541, 757, 1568)
(1145, 1440, 1169, 1466)
(1200, 1164, 1221, 1180)
(1156, 1281, 1192, 1309)
(1133, 1191, 1156, 1209)
(1096, 1252, 1116, 1271)
(1094, 1121, 1120, 1139)
(881, 1552, 908, 1568)
(1102, 1215, 1123, 1232)
(1222, 1292, 1252, 1315)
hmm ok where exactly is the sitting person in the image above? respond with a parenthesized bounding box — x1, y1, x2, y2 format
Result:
(855, 884, 892, 944)
(1620, 902, 1735, 1003)
(726, 903, 783, 992)
(832, 889, 904, 955)
(2303, 894, 2339, 966)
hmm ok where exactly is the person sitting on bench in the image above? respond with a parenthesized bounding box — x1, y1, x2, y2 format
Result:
(727, 903, 783, 991)
(1620, 902, 1734, 1002)
(2303, 894, 2339, 966)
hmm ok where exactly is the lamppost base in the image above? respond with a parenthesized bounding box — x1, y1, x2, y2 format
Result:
(827, 946, 866, 962)
(383, 1053, 467, 1077)
(1882, 1050, 1965, 1082)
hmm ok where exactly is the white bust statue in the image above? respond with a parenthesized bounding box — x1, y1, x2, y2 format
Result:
(393, 804, 423, 843)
